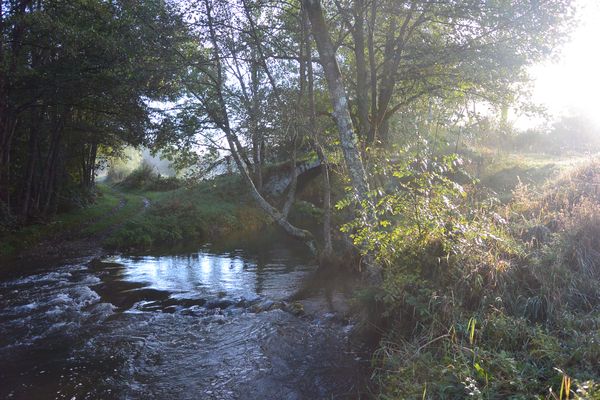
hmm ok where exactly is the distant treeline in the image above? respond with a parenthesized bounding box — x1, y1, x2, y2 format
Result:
(481, 114, 600, 154)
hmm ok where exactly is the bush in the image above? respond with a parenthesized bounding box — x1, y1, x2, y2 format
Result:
(347, 150, 600, 398)
(117, 161, 181, 192)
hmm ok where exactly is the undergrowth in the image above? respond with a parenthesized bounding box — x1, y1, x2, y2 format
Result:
(350, 150, 600, 399)
(104, 174, 267, 251)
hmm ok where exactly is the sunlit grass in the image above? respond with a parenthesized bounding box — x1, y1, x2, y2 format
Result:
(371, 156, 600, 399)
(476, 150, 591, 201)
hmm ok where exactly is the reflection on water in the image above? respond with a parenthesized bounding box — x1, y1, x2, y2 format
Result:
(0, 241, 364, 399)
(109, 245, 314, 302)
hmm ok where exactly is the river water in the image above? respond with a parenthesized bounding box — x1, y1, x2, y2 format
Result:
(0, 242, 365, 399)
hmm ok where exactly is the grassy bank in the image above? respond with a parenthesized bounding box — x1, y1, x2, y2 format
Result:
(0, 185, 123, 257)
(473, 150, 586, 202)
(102, 175, 267, 251)
(366, 155, 600, 399)
(0, 172, 268, 257)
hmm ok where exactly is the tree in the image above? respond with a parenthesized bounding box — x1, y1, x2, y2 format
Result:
(156, 0, 318, 249)
(0, 0, 190, 220)
(309, 0, 574, 146)
(300, 0, 573, 281)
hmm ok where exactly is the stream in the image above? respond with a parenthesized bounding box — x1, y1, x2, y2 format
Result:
(0, 241, 366, 399)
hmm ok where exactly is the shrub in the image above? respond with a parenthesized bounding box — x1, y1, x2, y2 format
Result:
(347, 150, 600, 398)
(117, 161, 181, 192)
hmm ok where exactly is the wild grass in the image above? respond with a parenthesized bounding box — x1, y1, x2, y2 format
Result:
(474, 151, 586, 202)
(370, 157, 600, 399)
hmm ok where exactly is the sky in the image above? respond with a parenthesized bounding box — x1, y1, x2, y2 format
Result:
(517, 0, 600, 129)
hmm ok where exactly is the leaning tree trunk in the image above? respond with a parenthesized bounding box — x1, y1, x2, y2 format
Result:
(303, 0, 382, 283)
(203, 0, 316, 253)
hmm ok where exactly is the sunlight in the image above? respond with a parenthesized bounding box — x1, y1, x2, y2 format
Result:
(527, 0, 600, 127)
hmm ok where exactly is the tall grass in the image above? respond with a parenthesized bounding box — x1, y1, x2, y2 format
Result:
(370, 158, 600, 399)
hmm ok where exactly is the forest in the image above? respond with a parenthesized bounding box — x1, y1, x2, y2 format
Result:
(2, 0, 600, 399)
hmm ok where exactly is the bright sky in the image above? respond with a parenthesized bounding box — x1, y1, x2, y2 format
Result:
(518, 0, 600, 129)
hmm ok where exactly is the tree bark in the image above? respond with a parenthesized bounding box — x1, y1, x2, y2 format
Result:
(305, 8, 333, 257)
(367, 0, 378, 145)
(303, 0, 370, 202)
(20, 110, 41, 218)
(249, 58, 263, 191)
(352, 0, 370, 141)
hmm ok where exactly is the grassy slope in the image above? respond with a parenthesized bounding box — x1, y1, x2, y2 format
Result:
(1, 174, 268, 258)
(476, 151, 588, 201)
(0, 185, 123, 257)
(372, 152, 600, 399)
(103, 175, 267, 251)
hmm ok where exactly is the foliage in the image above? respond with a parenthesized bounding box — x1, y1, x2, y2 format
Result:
(344, 152, 600, 398)
(104, 147, 144, 183)
(0, 0, 191, 221)
(116, 161, 182, 192)
(104, 176, 266, 251)
(340, 141, 483, 268)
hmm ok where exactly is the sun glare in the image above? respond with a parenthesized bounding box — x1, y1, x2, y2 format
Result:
(526, 0, 600, 128)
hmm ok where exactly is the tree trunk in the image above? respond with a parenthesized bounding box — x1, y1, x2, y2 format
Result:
(0, 0, 33, 209)
(250, 58, 263, 191)
(282, 131, 299, 219)
(352, 0, 370, 141)
(305, 11, 333, 257)
(20, 111, 41, 218)
(0, 117, 15, 208)
(304, 0, 382, 283)
(303, 0, 370, 202)
(366, 0, 378, 145)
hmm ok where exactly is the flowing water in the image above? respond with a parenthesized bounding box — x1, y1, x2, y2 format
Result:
(0, 242, 365, 399)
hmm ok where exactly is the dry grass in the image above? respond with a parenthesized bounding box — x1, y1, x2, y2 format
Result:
(372, 158, 600, 399)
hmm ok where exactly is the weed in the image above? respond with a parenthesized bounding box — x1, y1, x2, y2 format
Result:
(360, 156, 600, 399)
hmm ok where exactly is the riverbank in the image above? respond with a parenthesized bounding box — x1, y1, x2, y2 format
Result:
(103, 176, 269, 252)
(0, 185, 145, 259)
(4, 150, 600, 398)
(0, 175, 270, 260)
